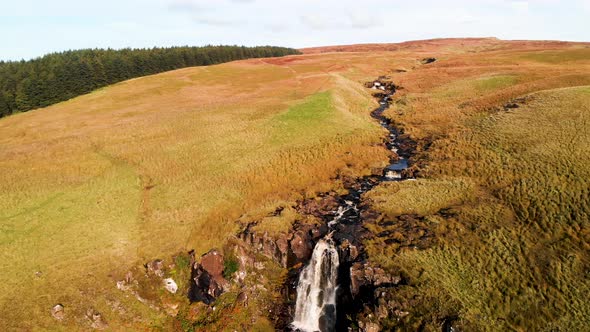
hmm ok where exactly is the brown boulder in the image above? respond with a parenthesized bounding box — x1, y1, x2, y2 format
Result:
(275, 235, 290, 267)
(51, 304, 65, 321)
(190, 264, 223, 304)
(290, 230, 313, 262)
(189, 249, 230, 304)
(200, 250, 224, 284)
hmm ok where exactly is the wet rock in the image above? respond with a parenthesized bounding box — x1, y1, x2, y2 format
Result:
(163, 278, 178, 294)
(442, 316, 459, 332)
(51, 304, 65, 321)
(350, 264, 364, 296)
(310, 224, 328, 240)
(276, 236, 290, 266)
(86, 308, 108, 330)
(297, 194, 340, 218)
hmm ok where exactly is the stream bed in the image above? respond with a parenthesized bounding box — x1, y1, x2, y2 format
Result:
(289, 79, 414, 331)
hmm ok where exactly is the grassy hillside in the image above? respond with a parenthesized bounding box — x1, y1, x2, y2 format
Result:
(364, 45, 590, 330)
(0, 53, 398, 330)
(0, 39, 589, 330)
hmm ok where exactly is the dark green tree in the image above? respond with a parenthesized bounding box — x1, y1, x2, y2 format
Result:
(0, 45, 300, 118)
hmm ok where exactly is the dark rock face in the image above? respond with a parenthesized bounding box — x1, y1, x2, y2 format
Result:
(350, 262, 402, 297)
(421, 57, 437, 64)
(290, 230, 314, 263)
(297, 194, 340, 219)
(239, 229, 290, 267)
(189, 250, 228, 304)
(503, 96, 529, 111)
(238, 222, 327, 269)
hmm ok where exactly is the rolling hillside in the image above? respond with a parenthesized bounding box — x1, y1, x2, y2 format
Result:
(1, 38, 589, 330)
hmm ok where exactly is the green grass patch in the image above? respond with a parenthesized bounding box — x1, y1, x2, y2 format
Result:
(268, 91, 335, 145)
(474, 75, 518, 92)
(377, 86, 590, 331)
(365, 178, 475, 217)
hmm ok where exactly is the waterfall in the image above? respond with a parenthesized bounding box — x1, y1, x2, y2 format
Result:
(292, 239, 339, 332)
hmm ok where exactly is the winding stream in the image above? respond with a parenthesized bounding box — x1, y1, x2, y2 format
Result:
(291, 80, 412, 331)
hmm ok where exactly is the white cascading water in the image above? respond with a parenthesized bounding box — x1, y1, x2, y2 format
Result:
(292, 239, 339, 332)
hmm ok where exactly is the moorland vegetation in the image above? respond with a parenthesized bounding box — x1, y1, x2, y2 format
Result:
(0, 45, 299, 118)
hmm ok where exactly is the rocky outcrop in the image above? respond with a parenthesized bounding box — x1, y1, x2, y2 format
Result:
(200, 250, 224, 283)
(421, 57, 437, 64)
(239, 230, 290, 267)
(350, 263, 401, 297)
(238, 222, 326, 269)
(297, 194, 340, 219)
(146, 259, 165, 277)
(339, 239, 360, 262)
(290, 229, 314, 262)
(189, 249, 229, 304)
(86, 308, 108, 330)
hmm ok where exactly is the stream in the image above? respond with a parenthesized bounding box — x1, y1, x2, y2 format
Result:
(290, 79, 413, 332)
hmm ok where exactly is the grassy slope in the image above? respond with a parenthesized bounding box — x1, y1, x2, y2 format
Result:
(0, 53, 398, 330)
(365, 46, 590, 330)
(1, 39, 589, 330)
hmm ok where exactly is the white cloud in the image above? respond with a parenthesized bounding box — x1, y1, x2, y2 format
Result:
(348, 12, 383, 29)
(168, 0, 209, 11)
(193, 16, 246, 26)
(2, 0, 589, 60)
(509, 0, 530, 11)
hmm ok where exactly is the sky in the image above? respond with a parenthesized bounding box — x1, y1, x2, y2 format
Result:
(1, 0, 589, 61)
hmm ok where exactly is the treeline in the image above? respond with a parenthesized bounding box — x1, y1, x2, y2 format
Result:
(0, 45, 300, 118)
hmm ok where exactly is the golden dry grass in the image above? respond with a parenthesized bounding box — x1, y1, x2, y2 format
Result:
(0, 53, 401, 330)
(1, 39, 589, 330)
(364, 43, 590, 330)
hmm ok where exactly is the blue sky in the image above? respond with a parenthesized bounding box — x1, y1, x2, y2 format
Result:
(1, 0, 589, 61)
